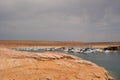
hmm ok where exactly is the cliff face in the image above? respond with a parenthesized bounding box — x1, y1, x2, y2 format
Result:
(0, 48, 113, 80)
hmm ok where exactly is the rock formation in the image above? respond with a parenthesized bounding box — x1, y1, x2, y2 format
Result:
(0, 48, 113, 80)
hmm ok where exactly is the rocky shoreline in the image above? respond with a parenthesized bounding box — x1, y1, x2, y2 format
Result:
(0, 48, 114, 80)
(12, 46, 120, 54)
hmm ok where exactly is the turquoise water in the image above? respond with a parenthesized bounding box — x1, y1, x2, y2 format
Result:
(68, 52, 120, 80)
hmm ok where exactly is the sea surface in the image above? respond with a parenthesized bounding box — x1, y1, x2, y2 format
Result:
(68, 52, 120, 80)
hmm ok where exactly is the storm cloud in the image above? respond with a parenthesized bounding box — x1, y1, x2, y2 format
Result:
(0, 0, 120, 42)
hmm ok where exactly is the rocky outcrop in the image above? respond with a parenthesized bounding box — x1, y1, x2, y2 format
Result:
(0, 48, 114, 80)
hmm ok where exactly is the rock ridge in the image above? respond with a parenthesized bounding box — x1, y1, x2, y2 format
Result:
(0, 48, 114, 80)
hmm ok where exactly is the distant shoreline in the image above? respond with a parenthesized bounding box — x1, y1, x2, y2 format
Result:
(0, 40, 120, 48)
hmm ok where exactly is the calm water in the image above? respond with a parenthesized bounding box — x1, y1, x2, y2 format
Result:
(68, 52, 120, 80)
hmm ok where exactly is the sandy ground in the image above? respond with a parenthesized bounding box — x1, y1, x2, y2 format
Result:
(0, 48, 113, 80)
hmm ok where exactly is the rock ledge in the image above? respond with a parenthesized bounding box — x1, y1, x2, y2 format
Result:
(0, 48, 114, 80)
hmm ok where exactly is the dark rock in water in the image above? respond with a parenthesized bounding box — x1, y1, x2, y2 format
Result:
(104, 46, 120, 51)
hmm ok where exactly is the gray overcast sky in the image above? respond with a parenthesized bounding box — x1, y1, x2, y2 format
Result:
(0, 0, 120, 42)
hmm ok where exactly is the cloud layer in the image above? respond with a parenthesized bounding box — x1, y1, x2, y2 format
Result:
(0, 0, 120, 42)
